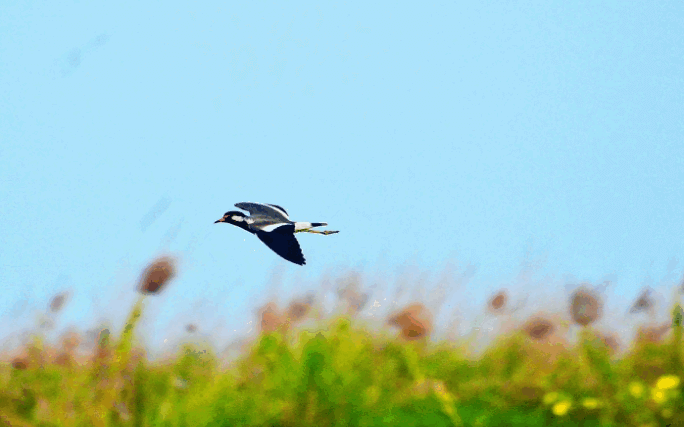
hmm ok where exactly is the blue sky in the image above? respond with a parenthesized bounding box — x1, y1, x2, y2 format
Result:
(2, 2, 684, 355)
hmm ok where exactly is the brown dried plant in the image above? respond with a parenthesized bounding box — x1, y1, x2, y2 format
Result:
(259, 302, 286, 333)
(523, 317, 555, 341)
(388, 303, 432, 340)
(54, 352, 73, 368)
(11, 356, 28, 370)
(286, 295, 313, 323)
(138, 256, 176, 295)
(60, 330, 81, 352)
(488, 290, 507, 312)
(570, 286, 602, 326)
(630, 288, 654, 314)
(50, 292, 69, 312)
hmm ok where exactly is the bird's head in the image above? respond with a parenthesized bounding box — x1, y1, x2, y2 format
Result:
(215, 211, 246, 224)
(215, 211, 253, 232)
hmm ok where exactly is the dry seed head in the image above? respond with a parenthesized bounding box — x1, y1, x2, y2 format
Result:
(11, 357, 28, 370)
(388, 303, 432, 340)
(259, 302, 286, 333)
(630, 288, 653, 314)
(523, 317, 555, 341)
(286, 301, 310, 323)
(488, 290, 507, 312)
(54, 352, 73, 368)
(138, 256, 176, 295)
(60, 331, 81, 352)
(570, 286, 602, 326)
(50, 292, 69, 312)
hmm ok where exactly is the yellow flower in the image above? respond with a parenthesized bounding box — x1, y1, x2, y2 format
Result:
(432, 381, 454, 403)
(629, 381, 644, 398)
(651, 388, 666, 404)
(656, 375, 680, 390)
(552, 400, 572, 416)
(543, 391, 559, 405)
(582, 397, 599, 409)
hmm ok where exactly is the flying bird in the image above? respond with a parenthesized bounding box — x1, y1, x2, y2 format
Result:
(215, 202, 339, 265)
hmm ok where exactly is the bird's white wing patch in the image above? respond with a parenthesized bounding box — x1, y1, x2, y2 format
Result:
(265, 204, 289, 219)
(261, 223, 290, 232)
(235, 202, 289, 221)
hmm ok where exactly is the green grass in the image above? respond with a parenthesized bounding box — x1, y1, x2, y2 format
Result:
(2, 298, 683, 426)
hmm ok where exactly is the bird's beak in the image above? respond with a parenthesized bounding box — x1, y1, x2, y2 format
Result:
(214, 218, 224, 223)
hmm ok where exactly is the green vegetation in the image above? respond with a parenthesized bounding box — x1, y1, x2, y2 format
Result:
(2, 260, 683, 426)
(2, 315, 683, 426)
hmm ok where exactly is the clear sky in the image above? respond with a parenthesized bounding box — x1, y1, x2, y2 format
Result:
(2, 2, 684, 355)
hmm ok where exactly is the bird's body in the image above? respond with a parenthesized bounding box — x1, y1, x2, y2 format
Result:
(215, 202, 338, 265)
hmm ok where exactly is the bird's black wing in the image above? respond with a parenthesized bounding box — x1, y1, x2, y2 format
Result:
(255, 224, 306, 266)
(265, 204, 288, 218)
(235, 202, 289, 221)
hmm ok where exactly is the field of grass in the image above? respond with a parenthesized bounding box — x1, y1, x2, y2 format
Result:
(2, 257, 684, 427)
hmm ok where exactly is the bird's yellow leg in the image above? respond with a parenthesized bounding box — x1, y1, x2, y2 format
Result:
(304, 229, 339, 235)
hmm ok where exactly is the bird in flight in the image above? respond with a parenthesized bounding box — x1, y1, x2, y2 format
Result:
(215, 202, 339, 265)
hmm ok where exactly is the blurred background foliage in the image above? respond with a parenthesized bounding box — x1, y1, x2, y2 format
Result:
(1, 257, 683, 426)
